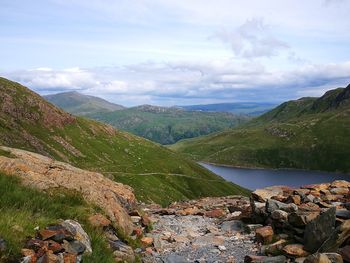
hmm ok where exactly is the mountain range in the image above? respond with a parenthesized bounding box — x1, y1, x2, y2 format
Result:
(0, 77, 248, 205)
(171, 84, 350, 173)
(46, 92, 250, 144)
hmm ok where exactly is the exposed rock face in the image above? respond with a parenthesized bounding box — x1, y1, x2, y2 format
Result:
(0, 146, 136, 234)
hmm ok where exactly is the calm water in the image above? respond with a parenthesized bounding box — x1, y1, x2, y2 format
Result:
(200, 163, 350, 190)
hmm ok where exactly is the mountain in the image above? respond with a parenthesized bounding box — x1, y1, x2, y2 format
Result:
(44, 91, 125, 115)
(170, 84, 350, 173)
(180, 102, 277, 116)
(86, 105, 249, 144)
(0, 77, 249, 205)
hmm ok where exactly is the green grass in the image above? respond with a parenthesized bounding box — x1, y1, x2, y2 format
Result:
(170, 86, 350, 173)
(0, 173, 116, 263)
(0, 77, 249, 205)
(85, 106, 248, 145)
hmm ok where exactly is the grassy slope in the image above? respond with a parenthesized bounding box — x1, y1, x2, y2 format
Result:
(0, 77, 249, 205)
(83, 107, 248, 145)
(170, 86, 350, 173)
(0, 172, 116, 263)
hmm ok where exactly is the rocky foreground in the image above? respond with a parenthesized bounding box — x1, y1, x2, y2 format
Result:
(138, 181, 350, 263)
(1, 146, 350, 262)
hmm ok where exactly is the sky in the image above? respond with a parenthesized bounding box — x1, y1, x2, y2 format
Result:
(1, 0, 350, 106)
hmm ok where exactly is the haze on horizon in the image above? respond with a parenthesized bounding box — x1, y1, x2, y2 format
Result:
(1, 0, 350, 106)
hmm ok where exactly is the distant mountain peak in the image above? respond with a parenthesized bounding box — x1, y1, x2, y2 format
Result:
(44, 91, 125, 115)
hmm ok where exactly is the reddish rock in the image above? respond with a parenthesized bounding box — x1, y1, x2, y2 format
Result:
(283, 244, 309, 258)
(255, 226, 274, 244)
(47, 240, 62, 253)
(205, 209, 225, 218)
(286, 195, 301, 205)
(21, 249, 36, 262)
(299, 202, 321, 212)
(145, 247, 153, 254)
(271, 195, 287, 202)
(141, 237, 153, 247)
(302, 183, 330, 191)
(88, 214, 111, 228)
(63, 253, 77, 263)
(38, 229, 58, 240)
(141, 214, 151, 227)
(25, 239, 45, 252)
(331, 180, 350, 188)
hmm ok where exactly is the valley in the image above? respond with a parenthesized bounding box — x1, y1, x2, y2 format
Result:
(171, 84, 350, 174)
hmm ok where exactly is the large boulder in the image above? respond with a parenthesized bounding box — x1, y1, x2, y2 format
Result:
(319, 220, 350, 252)
(0, 146, 136, 234)
(304, 207, 336, 253)
(266, 199, 298, 213)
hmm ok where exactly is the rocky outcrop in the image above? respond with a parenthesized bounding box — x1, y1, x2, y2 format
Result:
(21, 220, 91, 263)
(249, 181, 350, 262)
(0, 146, 136, 234)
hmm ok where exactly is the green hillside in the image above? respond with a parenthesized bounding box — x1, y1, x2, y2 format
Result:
(45, 92, 249, 145)
(86, 105, 248, 144)
(0, 77, 249, 205)
(170, 84, 350, 173)
(44, 91, 125, 115)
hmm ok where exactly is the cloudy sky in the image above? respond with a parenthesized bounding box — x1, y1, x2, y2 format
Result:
(1, 0, 350, 106)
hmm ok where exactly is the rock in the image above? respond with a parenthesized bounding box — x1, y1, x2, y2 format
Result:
(288, 212, 320, 227)
(60, 220, 92, 254)
(304, 253, 331, 263)
(47, 240, 63, 253)
(141, 237, 153, 247)
(63, 253, 78, 263)
(256, 226, 274, 245)
(302, 184, 330, 191)
(21, 248, 35, 258)
(0, 238, 6, 252)
(265, 239, 288, 256)
(244, 255, 287, 263)
(319, 220, 350, 252)
(305, 194, 316, 203)
(38, 229, 58, 240)
(304, 207, 336, 253)
(111, 240, 135, 262)
(336, 209, 350, 219)
(338, 245, 350, 262)
(218, 245, 227, 251)
(287, 195, 301, 205)
(283, 244, 309, 258)
(331, 180, 350, 188)
(266, 199, 298, 213)
(221, 220, 246, 233)
(163, 254, 189, 263)
(204, 209, 225, 218)
(88, 214, 111, 227)
(62, 240, 86, 255)
(299, 202, 321, 212)
(173, 236, 190, 243)
(271, 210, 288, 222)
(141, 214, 151, 227)
(130, 216, 142, 224)
(25, 239, 45, 252)
(252, 187, 284, 202)
(324, 253, 344, 263)
(0, 147, 136, 234)
(330, 188, 349, 195)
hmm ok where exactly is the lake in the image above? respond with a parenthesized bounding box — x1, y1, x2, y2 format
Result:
(200, 162, 350, 190)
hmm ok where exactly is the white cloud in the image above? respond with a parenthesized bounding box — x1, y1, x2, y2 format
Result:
(2, 60, 350, 106)
(213, 18, 289, 58)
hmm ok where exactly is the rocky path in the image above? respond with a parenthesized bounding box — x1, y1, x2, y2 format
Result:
(141, 196, 259, 263)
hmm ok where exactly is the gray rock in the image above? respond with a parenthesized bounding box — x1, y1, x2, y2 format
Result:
(271, 210, 288, 222)
(303, 207, 336, 253)
(336, 209, 350, 219)
(163, 254, 189, 263)
(0, 238, 6, 252)
(266, 199, 298, 214)
(319, 220, 350, 253)
(244, 255, 287, 263)
(221, 220, 246, 233)
(60, 220, 92, 253)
